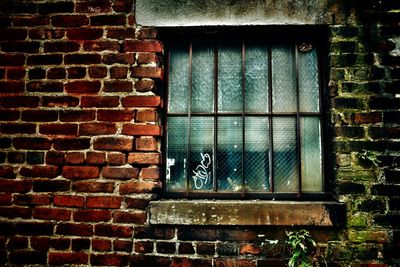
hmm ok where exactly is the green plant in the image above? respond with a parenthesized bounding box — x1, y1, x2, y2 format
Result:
(359, 150, 381, 167)
(286, 230, 326, 267)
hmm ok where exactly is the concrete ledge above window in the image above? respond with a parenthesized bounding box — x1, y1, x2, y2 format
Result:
(149, 200, 345, 227)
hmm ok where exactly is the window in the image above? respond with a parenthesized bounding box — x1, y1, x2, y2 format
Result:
(164, 29, 326, 199)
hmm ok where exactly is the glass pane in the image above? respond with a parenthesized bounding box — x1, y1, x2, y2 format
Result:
(245, 44, 269, 112)
(192, 42, 214, 113)
(273, 117, 298, 192)
(218, 117, 243, 191)
(245, 117, 270, 192)
(218, 43, 242, 113)
(301, 117, 323, 192)
(168, 44, 189, 113)
(166, 117, 188, 191)
(299, 47, 319, 112)
(190, 117, 214, 191)
(272, 45, 296, 113)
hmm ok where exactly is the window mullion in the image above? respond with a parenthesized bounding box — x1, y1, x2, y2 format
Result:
(213, 43, 218, 193)
(241, 40, 246, 197)
(186, 40, 193, 196)
(294, 42, 302, 198)
(267, 45, 274, 193)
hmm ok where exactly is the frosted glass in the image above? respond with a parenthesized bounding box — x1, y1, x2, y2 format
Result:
(299, 48, 319, 112)
(190, 117, 214, 191)
(272, 45, 296, 113)
(218, 44, 242, 113)
(245, 44, 269, 112)
(301, 117, 323, 192)
(166, 117, 188, 191)
(244, 117, 270, 192)
(273, 117, 298, 192)
(218, 117, 243, 191)
(168, 44, 189, 113)
(192, 43, 214, 113)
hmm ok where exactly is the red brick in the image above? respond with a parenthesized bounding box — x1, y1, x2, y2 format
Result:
(39, 124, 78, 135)
(125, 40, 163, 52)
(60, 110, 96, 122)
(0, 207, 32, 219)
(137, 53, 159, 64)
(51, 15, 89, 27)
(21, 110, 58, 122)
(67, 28, 104, 40)
(53, 138, 91, 150)
(14, 194, 51, 206)
(44, 41, 80, 52)
(125, 198, 150, 209)
(9, 250, 47, 265)
(65, 54, 101, 65)
(135, 137, 158, 151)
(122, 124, 161, 136)
(73, 210, 111, 222)
(93, 137, 133, 151)
(86, 152, 106, 165)
(112, 0, 133, 12)
(65, 80, 101, 94)
(98, 109, 134, 121)
(1, 41, 40, 53)
(0, 81, 25, 93)
(0, 54, 25, 66)
(104, 81, 133, 92)
(141, 167, 160, 180)
(1, 96, 39, 108)
(73, 181, 114, 193)
(47, 68, 67, 79)
(26, 81, 64, 92)
(33, 207, 71, 221)
(42, 96, 79, 107)
(49, 252, 88, 265)
(20, 166, 59, 178)
(0, 123, 36, 134)
(135, 241, 154, 253)
(214, 259, 256, 267)
(6, 68, 26, 80)
(354, 112, 382, 124)
(31, 237, 50, 251)
(29, 28, 65, 40)
(8, 236, 28, 249)
(86, 196, 122, 209)
(91, 14, 126, 25)
(56, 223, 93, 236)
(239, 244, 261, 255)
(0, 193, 12, 205)
(13, 16, 49, 26)
(113, 211, 147, 224)
(65, 152, 85, 164)
(102, 166, 139, 179)
(119, 181, 160, 194)
(83, 41, 119, 51)
(137, 27, 158, 39)
(80, 123, 117, 135)
(33, 179, 71, 192)
(107, 152, 126, 165)
(0, 166, 15, 178)
(76, 0, 112, 13)
(13, 137, 52, 150)
(27, 54, 63, 65)
(103, 53, 135, 64)
(62, 166, 100, 179)
(50, 238, 70, 250)
(0, 29, 27, 40)
(0, 110, 20, 121)
(88, 66, 108, 78)
(106, 27, 135, 39)
(54, 195, 84, 208)
(131, 66, 164, 79)
(92, 239, 112, 251)
(110, 66, 128, 79)
(95, 224, 133, 237)
(122, 96, 161, 107)
(114, 240, 133, 252)
(38, 1, 74, 14)
(68, 67, 86, 78)
(91, 254, 130, 266)
(46, 151, 65, 165)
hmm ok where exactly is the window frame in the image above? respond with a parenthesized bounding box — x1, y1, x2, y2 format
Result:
(160, 26, 331, 200)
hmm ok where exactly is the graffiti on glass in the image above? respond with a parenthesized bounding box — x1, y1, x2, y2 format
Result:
(192, 153, 212, 189)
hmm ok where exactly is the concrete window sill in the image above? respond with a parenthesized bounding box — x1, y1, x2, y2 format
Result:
(149, 200, 345, 227)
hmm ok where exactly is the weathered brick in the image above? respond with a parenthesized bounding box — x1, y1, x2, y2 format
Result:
(122, 96, 161, 107)
(0, 110, 20, 121)
(21, 110, 58, 122)
(68, 67, 86, 78)
(0, 81, 25, 93)
(91, 254, 130, 266)
(178, 229, 218, 241)
(103, 53, 135, 64)
(42, 96, 79, 107)
(97, 109, 134, 122)
(76, 0, 112, 13)
(125, 40, 163, 52)
(137, 53, 159, 64)
(83, 41, 120, 51)
(131, 66, 163, 79)
(86, 152, 106, 165)
(125, 198, 150, 209)
(107, 152, 126, 165)
(0, 193, 11, 205)
(62, 166, 100, 179)
(53, 138, 91, 150)
(91, 14, 126, 25)
(86, 196, 122, 209)
(102, 166, 139, 179)
(137, 27, 158, 39)
(197, 243, 215, 255)
(104, 80, 133, 92)
(13, 137, 52, 150)
(14, 194, 50, 206)
(13, 16, 49, 26)
(33, 207, 71, 221)
(33, 179, 70, 192)
(49, 252, 88, 265)
(353, 112, 382, 124)
(60, 110, 96, 122)
(93, 137, 133, 151)
(157, 242, 176, 254)
(72, 238, 90, 251)
(20, 166, 59, 178)
(73, 181, 114, 193)
(27, 54, 63, 65)
(135, 241, 154, 253)
(54, 195, 84, 208)
(0, 123, 36, 134)
(38, 1, 74, 14)
(28, 68, 46, 79)
(0, 54, 25, 66)
(0, 29, 27, 40)
(0, 166, 15, 178)
(47, 67, 67, 79)
(9, 251, 47, 265)
(46, 151, 65, 165)
(136, 109, 158, 122)
(119, 181, 160, 194)
(110, 66, 128, 79)
(7, 236, 28, 249)
(112, 0, 133, 12)
(0, 207, 32, 219)
(51, 15, 89, 27)
(79, 123, 117, 135)
(141, 167, 160, 180)
(6, 67, 26, 80)
(95, 224, 133, 238)
(92, 239, 112, 251)
(73, 210, 111, 222)
(39, 124, 78, 135)
(114, 240, 133, 252)
(65, 54, 101, 65)
(50, 238, 70, 250)
(15, 222, 54, 236)
(65, 80, 101, 94)
(128, 152, 161, 165)
(113, 211, 147, 224)
(88, 66, 108, 78)
(30, 237, 50, 251)
(27, 80, 64, 91)
(56, 223, 93, 236)
(122, 124, 161, 136)
(135, 137, 158, 151)
(1, 96, 39, 108)
(67, 28, 103, 40)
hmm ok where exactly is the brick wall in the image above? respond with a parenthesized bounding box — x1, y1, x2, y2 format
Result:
(0, 0, 399, 266)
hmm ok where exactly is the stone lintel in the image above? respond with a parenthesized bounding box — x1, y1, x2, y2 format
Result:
(150, 200, 345, 227)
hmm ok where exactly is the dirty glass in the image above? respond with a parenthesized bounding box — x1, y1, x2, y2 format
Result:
(166, 117, 188, 191)
(168, 43, 189, 113)
(299, 47, 319, 112)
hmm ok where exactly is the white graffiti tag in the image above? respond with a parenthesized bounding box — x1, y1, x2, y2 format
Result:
(192, 153, 211, 189)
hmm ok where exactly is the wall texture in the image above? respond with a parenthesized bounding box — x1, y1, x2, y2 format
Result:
(0, 0, 399, 266)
